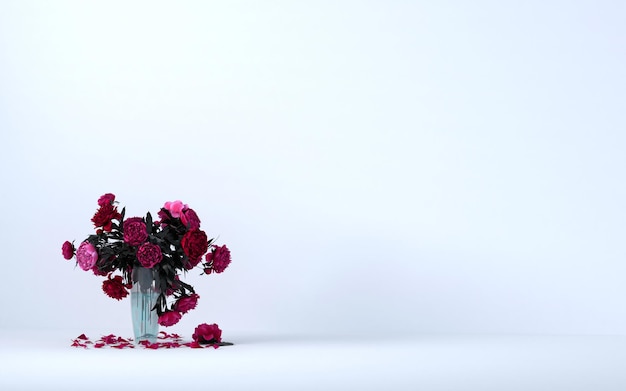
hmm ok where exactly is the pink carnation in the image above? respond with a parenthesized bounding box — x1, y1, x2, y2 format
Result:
(174, 294, 199, 314)
(62, 241, 74, 260)
(123, 217, 148, 246)
(158, 311, 182, 327)
(76, 241, 98, 271)
(137, 243, 163, 268)
(192, 323, 222, 344)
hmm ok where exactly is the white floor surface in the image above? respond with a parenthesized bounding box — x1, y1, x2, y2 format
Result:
(1, 331, 625, 390)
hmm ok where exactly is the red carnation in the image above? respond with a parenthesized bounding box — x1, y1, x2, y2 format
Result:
(206, 245, 231, 273)
(192, 323, 222, 344)
(158, 311, 182, 327)
(91, 203, 121, 232)
(102, 275, 129, 300)
(174, 293, 199, 314)
(181, 229, 208, 269)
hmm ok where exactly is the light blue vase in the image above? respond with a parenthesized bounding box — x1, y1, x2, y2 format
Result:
(131, 267, 160, 343)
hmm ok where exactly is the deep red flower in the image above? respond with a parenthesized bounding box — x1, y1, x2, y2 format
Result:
(97, 193, 116, 206)
(192, 323, 222, 344)
(123, 217, 148, 246)
(102, 275, 129, 300)
(62, 241, 74, 260)
(181, 208, 201, 230)
(137, 242, 163, 268)
(181, 229, 208, 268)
(206, 245, 231, 273)
(174, 294, 199, 314)
(91, 203, 121, 232)
(157, 208, 170, 224)
(92, 264, 108, 276)
(185, 255, 203, 269)
(158, 311, 182, 327)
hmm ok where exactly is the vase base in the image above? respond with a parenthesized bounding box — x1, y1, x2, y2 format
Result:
(134, 334, 158, 344)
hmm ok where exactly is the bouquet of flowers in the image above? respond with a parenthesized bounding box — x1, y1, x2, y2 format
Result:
(61, 193, 232, 327)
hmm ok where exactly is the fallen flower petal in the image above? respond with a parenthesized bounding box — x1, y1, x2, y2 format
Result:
(70, 332, 227, 349)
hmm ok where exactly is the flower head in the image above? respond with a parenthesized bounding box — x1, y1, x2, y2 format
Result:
(136, 242, 162, 268)
(206, 245, 231, 274)
(97, 193, 116, 206)
(173, 293, 199, 314)
(163, 200, 187, 218)
(158, 311, 182, 327)
(76, 241, 98, 271)
(123, 217, 148, 246)
(181, 229, 208, 269)
(62, 241, 74, 260)
(92, 264, 108, 276)
(192, 323, 222, 344)
(91, 203, 121, 232)
(181, 208, 201, 230)
(102, 275, 129, 300)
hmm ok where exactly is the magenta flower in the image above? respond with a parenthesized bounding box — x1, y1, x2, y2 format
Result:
(206, 245, 231, 273)
(181, 208, 201, 230)
(97, 193, 116, 206)
(158, 311, 182, 327)
(136, 243, 162, 268)
(192, 323, 222, 344)
(163, 200, 187, 218)
(62, 241, 74, 260)
(76, 241, 98, 271)
(174, 293, 199, 314)
(157, 209, 168, 224)
(123, 217, 148, 246)
(91, 203, 121, 232)
(102, 275, 129, 300)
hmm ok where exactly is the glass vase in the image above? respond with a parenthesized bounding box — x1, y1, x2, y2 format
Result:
(131, 267, 160, 343)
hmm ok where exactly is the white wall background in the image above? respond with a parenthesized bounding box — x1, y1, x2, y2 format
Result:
(0, 0, 624, 337)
